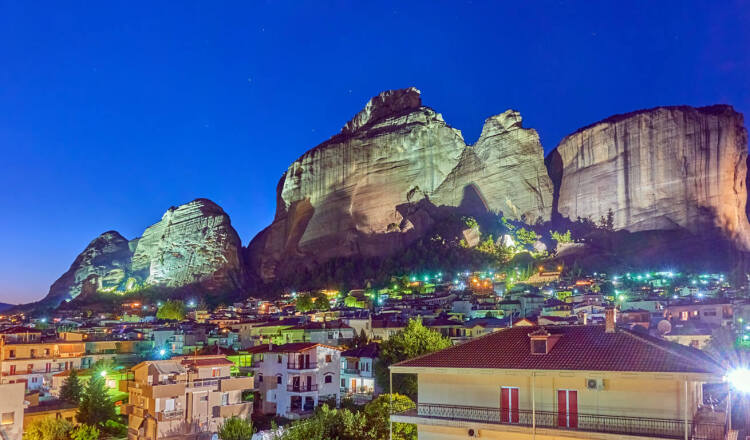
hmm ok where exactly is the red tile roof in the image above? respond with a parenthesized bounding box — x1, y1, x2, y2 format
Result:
(245, 342, 343, 354)
(173, 356, 235, 367)
(393, 325, 721, 374)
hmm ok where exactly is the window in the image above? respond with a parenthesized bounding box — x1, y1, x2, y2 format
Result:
(200, 395, 208, 402)
(680, 311, 689, 321)
(222, 393, 229, 406)
(164, 399, 175, 411)
(324, 374, 332, 384)
(277, 355, 282, 364)
(9, 365, 15, 375)
(31, 377, 38, 383)
(44, 349, 50, 356)
(325, 355, 332, 363)
(531, 340, 547, 354)
(341, 378, 345, 387)
(703, 311, 717, 316)
(8, 350, 15, 359)
(27, 364, 33, 374)
(1, 412, 14, 425)
(46, 363, 51, 373)
(258, 374, 263, 383)
(276, 375, 282, 384)
(30, 349, 36, 358)
(212, 368, 220, 377)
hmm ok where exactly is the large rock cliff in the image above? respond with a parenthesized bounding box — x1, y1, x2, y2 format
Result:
(43, 198, 244, 306)
(548, 105, 750, 249)
(248, 87, 553, 281)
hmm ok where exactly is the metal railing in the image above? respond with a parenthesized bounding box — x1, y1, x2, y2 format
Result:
(287, 362, 317, 370)
(160, 409, 183, 420)
(402, 403, 725, 440)
(343, 368, 360, 375)
(287, 384, 318, 392)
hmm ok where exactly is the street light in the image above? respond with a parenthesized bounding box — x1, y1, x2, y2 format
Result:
(727, 368, 750, 393)
(159, 349, 166, 356)
(100, 371, 107, 378)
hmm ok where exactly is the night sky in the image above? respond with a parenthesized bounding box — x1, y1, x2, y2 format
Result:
(1, 1, 748, 304)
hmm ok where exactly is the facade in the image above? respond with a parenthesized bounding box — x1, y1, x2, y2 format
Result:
(664, 301, 733, 328)
(249, 342, 341, 419)
(122, 355, 254, 440)
(340, 343, 378, 400)
(391, 312, 728, 440)
(0, 327, 85, 392)
(0, 383, 25, 440)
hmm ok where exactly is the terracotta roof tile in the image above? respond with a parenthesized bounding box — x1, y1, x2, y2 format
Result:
(393, 325, 721, 374)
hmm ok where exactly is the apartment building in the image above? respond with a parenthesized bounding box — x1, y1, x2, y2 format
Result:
(391, 312, 728, 440)
(664, 300, 733, 328)
(122, 355, 254, 440)
(249, 342, 341, 419)
(0, 327, 85, 392)
(0, 382, 25, 440)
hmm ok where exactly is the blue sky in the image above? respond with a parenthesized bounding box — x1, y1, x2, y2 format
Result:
(0, 1, 748, 303)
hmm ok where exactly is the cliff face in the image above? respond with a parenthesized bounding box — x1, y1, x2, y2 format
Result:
(549, 105, 750, 249)
(44, 199, 244, 306)
(248, 87, 553, 281)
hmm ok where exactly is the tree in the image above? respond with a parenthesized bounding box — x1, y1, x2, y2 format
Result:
(156, 300, 186, 321)
(312, 291, 331, 311)
(550, 230, 572, 244)
(218, 416, 254, 440)
(273, 404, 367, 440)
(375, 317, 451, 399)
(22, 418, 73, 440)
(77, 375, 116, 427)
(90, 358, 115, 376)
(363, 394, 416, 440)
(515, 227, 538, 248)
(295, 294, 314, 313)
(70, 425, 100, 440)
(59, 368, 82, 404)
(351, 329, 370, 349)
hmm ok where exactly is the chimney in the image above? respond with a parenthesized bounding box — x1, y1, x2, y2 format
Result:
(605, 308, 617, 333)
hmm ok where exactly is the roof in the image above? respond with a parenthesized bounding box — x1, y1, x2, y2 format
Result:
(342, 342, 380, 358)
(393, 325, 722, 374)
(245, 342, 343, 354)
(180, 357, 234, 368)
(286, 320, 352, 331)
(0, 326, 40, 334)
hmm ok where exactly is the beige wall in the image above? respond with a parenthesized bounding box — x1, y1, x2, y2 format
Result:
(418, 371, 701, 421)
(0, 383, 24, 440)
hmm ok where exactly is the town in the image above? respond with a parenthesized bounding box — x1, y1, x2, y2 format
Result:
(1, 267, 748, 439)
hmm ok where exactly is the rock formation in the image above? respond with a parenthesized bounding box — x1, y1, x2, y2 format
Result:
(43, 198, 244, 306)
(548, 105, 750, 250)
(247, 87, 553, 281)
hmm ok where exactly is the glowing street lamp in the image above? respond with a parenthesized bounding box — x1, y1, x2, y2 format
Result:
(159, 349, 166, 357)
(100, 370, 107, 378)
(727, 368, 750, 393)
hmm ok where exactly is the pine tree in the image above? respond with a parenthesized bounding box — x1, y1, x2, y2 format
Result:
(77, 375, 116, 427)
(59, 369, 82, 404)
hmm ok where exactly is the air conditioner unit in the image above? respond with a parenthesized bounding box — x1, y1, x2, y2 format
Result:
(586, 378, 604, 390)
(467, 428, 478, 437)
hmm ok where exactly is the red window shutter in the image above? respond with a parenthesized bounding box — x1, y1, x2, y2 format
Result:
(511, 388, 519, 423)
(557, 390, 567, 427)
(501, 388, 510, 423)
(568, 390, 578, 428)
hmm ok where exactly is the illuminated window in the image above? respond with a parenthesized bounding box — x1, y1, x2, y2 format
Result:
(325, 355, 332, 363)
(680, 311, 689, 321)
(1, 412, 13, 425)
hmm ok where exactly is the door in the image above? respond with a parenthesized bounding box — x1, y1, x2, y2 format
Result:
(292, 376, 300, 391)
(557, 389, 578, 428)
(351, 379, 357, 392)
(500, 387, 519, 423)
(306, 376, 312, 391)
(304, 354, 310, 368)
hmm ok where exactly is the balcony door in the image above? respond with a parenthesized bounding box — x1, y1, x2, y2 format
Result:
(557, 389, 578, 428)
(500, 387, 519, 423)
(306, 375, 312, 391)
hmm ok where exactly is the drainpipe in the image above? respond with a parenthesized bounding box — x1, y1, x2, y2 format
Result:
(683, 378, 690, 440)
(389, 369, 393, 440)
(532, 371, 536, 440)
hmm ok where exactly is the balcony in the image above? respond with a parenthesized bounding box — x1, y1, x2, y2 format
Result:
(220, 376, 254, 392)
(214, 402, 253, 418)
(286, 384, 318, 392)
(391, 403, 726, 440)
(157, 409, 183, 421)
(287, 362, 317, 370)
(343, 368, 360, 375)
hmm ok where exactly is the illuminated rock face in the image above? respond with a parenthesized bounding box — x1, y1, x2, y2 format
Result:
(549, 105, 750, 249)
(45, 231, 133, 305)
(44, 199, 244, 306)
(248, 87, 553, 281)
(131, 198, 245, 290)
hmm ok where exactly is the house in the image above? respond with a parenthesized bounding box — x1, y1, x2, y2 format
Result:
(664, 300, 733, 328)
(390, 310, 728, 440)
(619, 308, 652, 331)
(0, 327, 85, 392)
(248, 342, 341, 419)
(340, 343, 379, 400)
(122, 355, 254, 440)
(0, 382, 25, 440)
(279, 320, 355, 346)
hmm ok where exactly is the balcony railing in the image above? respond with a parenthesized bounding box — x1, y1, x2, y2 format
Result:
(395, 403, 725, 440)
(343, 368, 360, 375)
(287, 362, 317, 370)
(287, 384, 318, 392)
(158, 409, 183, 421)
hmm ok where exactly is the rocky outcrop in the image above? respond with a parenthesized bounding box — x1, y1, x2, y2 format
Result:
(248, 87, 553, 281)
(43, 199, 244, 306)
(131, 199, 245, 290)
(548, 105, 750, 249)
(45, 231, 134, 305)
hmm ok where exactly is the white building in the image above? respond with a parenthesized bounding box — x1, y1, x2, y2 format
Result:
(249, 342, 342, 419)
(340, 343, 378, 401)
